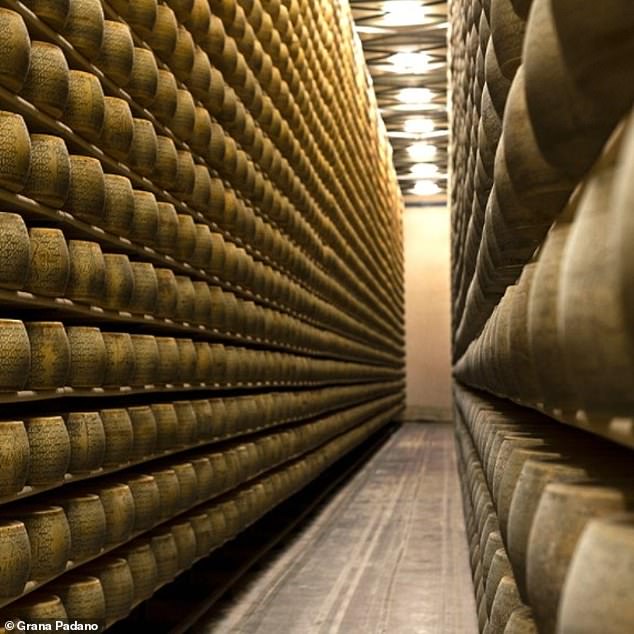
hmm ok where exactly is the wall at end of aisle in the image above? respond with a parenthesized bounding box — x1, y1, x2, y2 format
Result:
(403, 205, 452, 421)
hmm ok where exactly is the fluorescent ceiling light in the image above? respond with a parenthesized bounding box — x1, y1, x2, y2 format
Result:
(382, 1, 426, 26)
(410, 163, 439, 178)
(407, 141, 437, 161)
(388, 51, 431, 74)
(398, 87, 433, 105)
(404, 117, 434, 135)
(412, 180, 441, 196)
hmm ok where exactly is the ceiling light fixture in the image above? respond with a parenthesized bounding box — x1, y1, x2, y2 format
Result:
(398, 87, 433, 105)
(382, 1, 427, 26)
(404, 117, 435, 135)
(407, 141, 437, 161)
(410, 162, 439, 178)
(412, 180, 441, 196)
(388, 51, 431, 74)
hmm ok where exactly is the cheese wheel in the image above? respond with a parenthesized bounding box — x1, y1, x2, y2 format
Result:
(23, 0, 70, 31)
(0, 9, 31, 93)
(63, 0, 104, 60)
(94, 21, 134, 87)
(0, 212, 31, 290)
(62, 71, 105, 141)
(20, 42, 69, 118)
(25, 227, 70, 297)
(0, 112, 31, 193)
(23, 134, 70, 208)
(100, 96, 134, 161)
(127, 47, 159, 108)
(66, 240, 106, 304)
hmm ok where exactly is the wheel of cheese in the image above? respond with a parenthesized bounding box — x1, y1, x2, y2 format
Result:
(527, 482, 633, 634)
(203, 14, 225, 59)
(175, 213, 196, 260)
(150, 530, 179, 582)
(148, 3, 177, 61)
(66, 155, 106, 222)
(189, 49, 212, 102)
(558, 516, 634, 634)
(190, 107, 212, 154)
(485, 39, 510, 118)
(0, 212, 31, 290)
(129, 118, 157, 177)
(490, 0, 525, 80)
(524, 0, 634, 178)
(155, 202, 178, 254)
(192, 282, 212, 325)
(128, 261, 158, 315)
(7, 587, 68, 621)
(154, 135, 178, 190)
(502, 69, 575, 218)
(191, 223, 212, 269)
(527, 221, 576, 410)
(184, 0, 211, 38)
(127, 47, 158, 108)
(23, 134, 70, 209)
(102, 253, 134, 311)
(66, 240, 105, 304)
(0, 422, 29, 497)
(169, 26, 195, 82)
(172, 460, 197, 503)
(174, 149, 196, 195)
(188, 165, 212, 213)
(205, 67, 225, 115)
(25, 322, 70, 390)
(121, 543, 158, 602)
(174, 277, 195, 324)
(155, 268, 178, 318)
(100, 97, 134, 161)
(62, 70, 105, 141)
(150, 403, 177, 449)
(129, 190, 159, 246)
(166, 0, 194, 22)
(94, 21, 134, 87)
(103, 174, 134, 234)
(0, 9, 31, 93)
(129, 335, 160, 386)
(109, 0, 157, 37)
(66, 327, 106, 388)
(25, 227, 70, 298)
(171, 88, 196, 142)
(0, 112, 31, 193)
(20, 42, 69, 118)
(171, 521, 197, 568)
(84, 558, 134, 624)
(559, 162, 634, 413)
(153, 69, 178, 125)
(66, 240, 105, 305)
(50, 575, 106, 623)
(93, 481, 135, 543)
(0, 519, 32, 599)
(188, 511, 213, 554)
(23, 0, 70, 31)
(63, 0, 104, 60)
(127, 405, 157, 460)
(155, 337, 179, 383)
(176, 339, 197, 383)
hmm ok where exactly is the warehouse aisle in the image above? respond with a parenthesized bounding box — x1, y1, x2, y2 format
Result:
(196, 423, 477, 634)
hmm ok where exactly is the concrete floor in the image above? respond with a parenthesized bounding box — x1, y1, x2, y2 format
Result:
(195, 423, 478, 634)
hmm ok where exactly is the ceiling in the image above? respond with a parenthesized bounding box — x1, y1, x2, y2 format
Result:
(349, 0, 448, 205)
